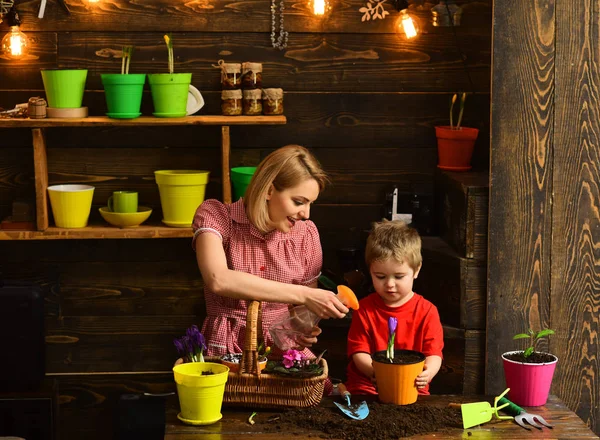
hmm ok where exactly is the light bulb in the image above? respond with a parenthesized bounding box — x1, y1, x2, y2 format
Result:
(309, 0, 330, 16)
(1, 25, 28, 59)
(88, 0, 100, 3)
(396, 9, 419, 40)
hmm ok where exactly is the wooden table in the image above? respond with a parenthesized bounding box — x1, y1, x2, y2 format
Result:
(165, 394, 599, 439)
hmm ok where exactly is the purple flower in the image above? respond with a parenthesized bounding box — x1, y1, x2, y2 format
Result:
(187, 325, 207, 352)
(175, 326, 207, 363)
(173, 337, 185, 356)
(388, 317, 398, 336)
(387, 317, 398, 360)
(283, 349, 303, 368)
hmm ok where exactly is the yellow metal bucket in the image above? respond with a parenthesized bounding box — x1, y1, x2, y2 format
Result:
(173, 362, 229, 425)
(47, 184, 95, 228)
(154, 170, 210, 227)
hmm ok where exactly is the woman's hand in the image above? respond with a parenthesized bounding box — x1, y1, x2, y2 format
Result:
(296, 326, 322, 349)
(303, 288, 349, 319)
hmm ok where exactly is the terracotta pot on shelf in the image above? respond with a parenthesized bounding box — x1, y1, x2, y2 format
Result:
(435, 125, 479, 171)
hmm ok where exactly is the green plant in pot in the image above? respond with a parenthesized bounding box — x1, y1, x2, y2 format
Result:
(435, 92, 479, 171)
(148, 34, 192, 118)
(100, 46, 146, 119)
(502, 328, 558, 407)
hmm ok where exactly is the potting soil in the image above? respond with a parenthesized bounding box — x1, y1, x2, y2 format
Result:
(260, 401, 462, 439)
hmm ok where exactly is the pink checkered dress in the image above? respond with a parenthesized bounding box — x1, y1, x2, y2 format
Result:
(192, 199, 323, 358)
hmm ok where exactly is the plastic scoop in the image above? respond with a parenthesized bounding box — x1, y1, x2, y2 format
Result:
(450, 388, 513, 429)
(333, 383, 369, 420)
(269, 285, 359, 350)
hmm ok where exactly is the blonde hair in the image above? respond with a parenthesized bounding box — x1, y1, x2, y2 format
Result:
(365, 220, 422, 272)
(244, 145, 329, 234)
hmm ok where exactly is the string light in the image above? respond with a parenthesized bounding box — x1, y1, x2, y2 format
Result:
(1, 6, 28, 60)
(309, 0, 331, 16)
(391, 0, 419, 40)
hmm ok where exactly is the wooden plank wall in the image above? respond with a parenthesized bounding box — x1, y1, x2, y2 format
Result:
(0, 1, 491, 438)
(488, 0, 600, 435)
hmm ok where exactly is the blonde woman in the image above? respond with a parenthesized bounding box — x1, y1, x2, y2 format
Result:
(192, 145, 348, 367)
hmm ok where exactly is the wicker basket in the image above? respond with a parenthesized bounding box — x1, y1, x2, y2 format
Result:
(207, 300, 328, 408)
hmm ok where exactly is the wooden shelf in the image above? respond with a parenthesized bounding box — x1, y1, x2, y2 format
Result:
(0, 224, 193, 240)
(0, 115, 286, 128)
(0, 115, 287, 240)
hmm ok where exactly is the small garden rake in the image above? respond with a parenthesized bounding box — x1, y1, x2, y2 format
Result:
(498, 397, 553, 430)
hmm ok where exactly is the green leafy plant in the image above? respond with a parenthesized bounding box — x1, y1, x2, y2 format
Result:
(163, 33, 174, 74)
(121, 46, 133, 75)
(450, 92, 467, 130)
(257, 340, 271, 362)
(513, 328, 555, 358)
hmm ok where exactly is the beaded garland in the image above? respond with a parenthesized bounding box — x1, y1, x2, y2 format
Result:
(270, 0, 288, 50)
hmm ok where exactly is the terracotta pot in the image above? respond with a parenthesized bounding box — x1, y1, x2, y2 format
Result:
(502, 350, 558, 407)
(435, 126, 479, 171)
(371, 349, 425, 405)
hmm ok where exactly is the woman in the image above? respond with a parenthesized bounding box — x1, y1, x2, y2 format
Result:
(192, 145, 348, 357)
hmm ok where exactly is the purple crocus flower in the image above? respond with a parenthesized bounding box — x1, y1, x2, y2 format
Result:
(388, 317, 398, 336)
(173, 337, 185, 356)
(187, 325, 207, 351)
(387, 317, 398, 360)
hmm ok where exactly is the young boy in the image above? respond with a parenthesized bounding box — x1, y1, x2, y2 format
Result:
(345, 220, 444, 395)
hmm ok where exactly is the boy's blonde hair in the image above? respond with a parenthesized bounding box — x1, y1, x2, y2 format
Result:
(365, 220, 422, 271)
(245, 145, 329, 234)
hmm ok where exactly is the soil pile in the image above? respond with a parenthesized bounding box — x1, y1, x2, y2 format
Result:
(261, 401, 462, 439)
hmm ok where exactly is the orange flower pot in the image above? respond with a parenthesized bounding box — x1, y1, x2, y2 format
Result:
(372, 349, 425, 405)
(435, 126, 479, 171)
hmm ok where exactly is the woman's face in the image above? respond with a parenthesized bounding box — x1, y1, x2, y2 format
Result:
(266, 178, 320, 233)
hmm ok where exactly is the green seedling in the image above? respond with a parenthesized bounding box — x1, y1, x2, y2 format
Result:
(513, 328, 555, 358)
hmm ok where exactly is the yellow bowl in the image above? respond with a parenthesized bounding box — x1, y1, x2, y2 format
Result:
(99, 206, 152, 228)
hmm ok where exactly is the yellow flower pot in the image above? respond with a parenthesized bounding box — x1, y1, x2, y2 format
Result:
(154, 170, 210, 227)
(173, 362, 229, 425)
(47, 184, 95, 228)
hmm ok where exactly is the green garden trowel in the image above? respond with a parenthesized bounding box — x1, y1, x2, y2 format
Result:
(451, 388, 513, 429)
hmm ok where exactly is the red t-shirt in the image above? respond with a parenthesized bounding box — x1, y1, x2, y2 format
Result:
(346, 292, 444, 395)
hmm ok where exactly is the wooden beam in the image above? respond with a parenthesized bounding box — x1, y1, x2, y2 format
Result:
(487, 0, 555, 394)
(32, 128, 49, 231)
(552, 0, 600, 433)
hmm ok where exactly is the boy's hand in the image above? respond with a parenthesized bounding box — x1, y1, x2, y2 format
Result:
(416, 364, 431, 389)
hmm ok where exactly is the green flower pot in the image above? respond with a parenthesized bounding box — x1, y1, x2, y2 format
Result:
(148, 73, 191, 118)
(101, 73, 146, 119)
(41, 69, 88, 108)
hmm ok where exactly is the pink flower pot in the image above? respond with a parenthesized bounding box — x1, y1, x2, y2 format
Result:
(502, 351, 558, 406)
